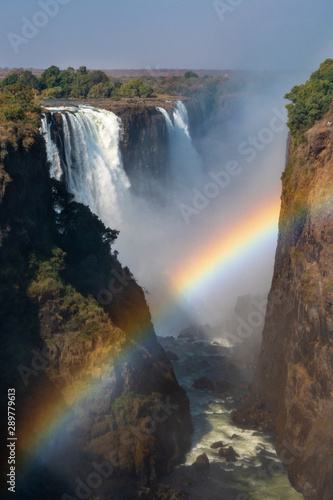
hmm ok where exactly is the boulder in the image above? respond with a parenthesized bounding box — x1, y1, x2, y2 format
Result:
(218, 446, 239, 462)
(192, 452, 210, 469)
(210, 440, 225, 449)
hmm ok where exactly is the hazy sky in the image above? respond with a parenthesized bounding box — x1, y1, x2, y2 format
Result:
(1, 0, 333, 71)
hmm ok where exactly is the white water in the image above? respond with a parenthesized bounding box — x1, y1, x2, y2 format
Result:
(40, 114, 62, 180)
(159, 335, 303, 500)
(41, 105, 130, 228)
(156, 101, 203, 190)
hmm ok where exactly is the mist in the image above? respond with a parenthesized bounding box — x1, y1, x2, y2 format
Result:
(111, 73, 306, 337)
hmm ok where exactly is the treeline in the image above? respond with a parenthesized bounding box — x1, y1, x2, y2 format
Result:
(0, 66, 154, 99)
(285, 59, 333, 138)
(0, 83, 41, 150)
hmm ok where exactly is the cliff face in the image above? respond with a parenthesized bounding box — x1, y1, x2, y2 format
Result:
(251, 115, 333, 499)
(0, 129, 192, 499)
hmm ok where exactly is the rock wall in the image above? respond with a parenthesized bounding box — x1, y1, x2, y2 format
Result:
(251, 115, 333, 500)
(0, 130, 192, 499)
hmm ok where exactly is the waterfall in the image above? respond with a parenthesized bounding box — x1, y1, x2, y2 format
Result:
(156, 101, 203, 189)
(40, 105, 130, 228)
(40, 114, 62, 180)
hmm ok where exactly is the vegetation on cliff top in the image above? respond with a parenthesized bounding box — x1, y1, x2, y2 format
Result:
(285, 59, 333, 140)
(0, 66, 154, 100)
(0, 82, 40, 151)
(0, 66, 247, 116)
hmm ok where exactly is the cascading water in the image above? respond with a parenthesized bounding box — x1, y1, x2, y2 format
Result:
(156, 101, 203, 190)
(41, 105, 130, 229)
(40, 113, 62, 180)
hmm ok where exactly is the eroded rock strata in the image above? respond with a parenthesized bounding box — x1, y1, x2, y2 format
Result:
(251, 112, 333, 500)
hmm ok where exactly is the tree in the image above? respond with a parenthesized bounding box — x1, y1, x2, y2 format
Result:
(88, 70, 109, 87)
(0, 72, 20, 87)
(284, 59, 333, 137)
(77, 65, 88, 75)
(39, 65, 61, 89)
(88, 82, 113, 98)
(119, 79, 153, 98)
(184, 71, 199, 79)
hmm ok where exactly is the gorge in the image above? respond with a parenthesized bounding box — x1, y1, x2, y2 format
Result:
(0, 65, 332, 500)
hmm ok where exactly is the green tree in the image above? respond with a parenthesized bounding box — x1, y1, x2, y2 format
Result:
(88, 82, 113, 98)
(39, 65, 61, 89)
(119, 79, 153, 98)
(285, 59, 333, 138)
(184, 71, 199, 79)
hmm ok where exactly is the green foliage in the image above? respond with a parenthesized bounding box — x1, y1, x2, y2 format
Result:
(285, 59, 333, 138)
(88, 82, 113, 99)
(0, 83, 41, 148)
(27, 248, 65, 302)
(27, 247, 121, 340)
(119, 79, 154, 98)
(0, 70, 39, 90)
(42, 86, 64, 99)
(184, 71, 199, 79)
(112, 392, 159, 427)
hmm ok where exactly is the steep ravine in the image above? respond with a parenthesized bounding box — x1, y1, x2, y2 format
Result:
(0, 123, 192, 499)
(251, 112, 333, 499)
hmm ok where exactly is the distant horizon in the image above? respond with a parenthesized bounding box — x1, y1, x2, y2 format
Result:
(0, 66, 312, 74)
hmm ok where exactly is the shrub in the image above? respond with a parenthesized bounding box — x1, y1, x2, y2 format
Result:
(119, 79, 153, 98)
(285, 59, 333, 138)
(184, 71, 199, 79)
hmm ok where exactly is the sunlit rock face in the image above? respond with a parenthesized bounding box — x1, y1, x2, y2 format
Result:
(251, 118, 333, 500)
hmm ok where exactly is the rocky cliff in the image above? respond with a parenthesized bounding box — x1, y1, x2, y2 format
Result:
(0, 113, 192, 499)
(251, 111, 333, 499)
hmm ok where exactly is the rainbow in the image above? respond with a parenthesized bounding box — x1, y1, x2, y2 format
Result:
(18, 194, 282, 472)
(172, 196, 281, 300)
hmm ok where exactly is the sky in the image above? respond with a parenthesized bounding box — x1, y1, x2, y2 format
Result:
(1, 0, 333, 71)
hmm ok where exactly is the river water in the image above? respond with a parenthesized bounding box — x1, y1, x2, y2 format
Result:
(159, 334, 303, 500)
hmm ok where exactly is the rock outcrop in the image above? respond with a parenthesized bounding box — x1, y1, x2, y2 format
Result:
(0, 122, 193, 499)
(251, 113, 333, 499)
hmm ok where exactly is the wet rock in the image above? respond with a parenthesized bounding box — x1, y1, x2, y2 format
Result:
(192, 377, 215, 390)
(192, 453, 210, 469)
(210, 440, 225, 449)
(232, 404, 274, 432)
(165, 350, 179, 361)
(230, 434, 239, 440)
(218, 446, 239, 462)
